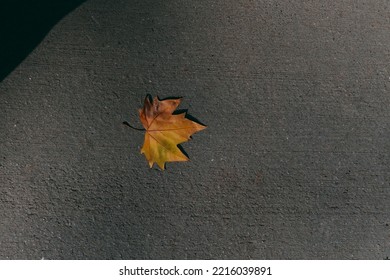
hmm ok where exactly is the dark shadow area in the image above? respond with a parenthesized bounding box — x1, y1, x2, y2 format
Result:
(159, 95, 183, 101)
(0, 0, 86, 82)
(174, 109, 207, 127)
(177, 144, 189, 159)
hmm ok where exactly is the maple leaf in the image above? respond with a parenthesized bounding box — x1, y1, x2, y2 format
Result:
(139, 95, 206, 170)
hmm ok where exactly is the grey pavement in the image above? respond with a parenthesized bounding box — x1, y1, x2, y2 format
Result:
(0, 0, 389, 259)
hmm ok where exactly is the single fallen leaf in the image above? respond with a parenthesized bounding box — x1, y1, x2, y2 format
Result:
(139, 95, 206, 170)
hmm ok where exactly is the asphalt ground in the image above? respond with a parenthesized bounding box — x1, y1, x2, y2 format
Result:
(0, 0, 389, 259)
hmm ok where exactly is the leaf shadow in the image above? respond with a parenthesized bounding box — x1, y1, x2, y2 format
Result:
(174, 109, 206, 162)
(173, 109, 207, 127)
(162, 145, 189, 171)
(177, 144, 190, 159)
(158, 95, 183, 101)
(156, 94, 208, 127)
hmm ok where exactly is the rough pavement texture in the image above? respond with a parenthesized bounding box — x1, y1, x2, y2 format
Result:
(0, 0, 389, 259)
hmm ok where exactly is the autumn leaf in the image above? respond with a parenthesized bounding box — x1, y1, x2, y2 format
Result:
(139, 95, 206, 170)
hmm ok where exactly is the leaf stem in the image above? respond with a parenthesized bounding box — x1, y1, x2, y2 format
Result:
(122, 121, 145, 131)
